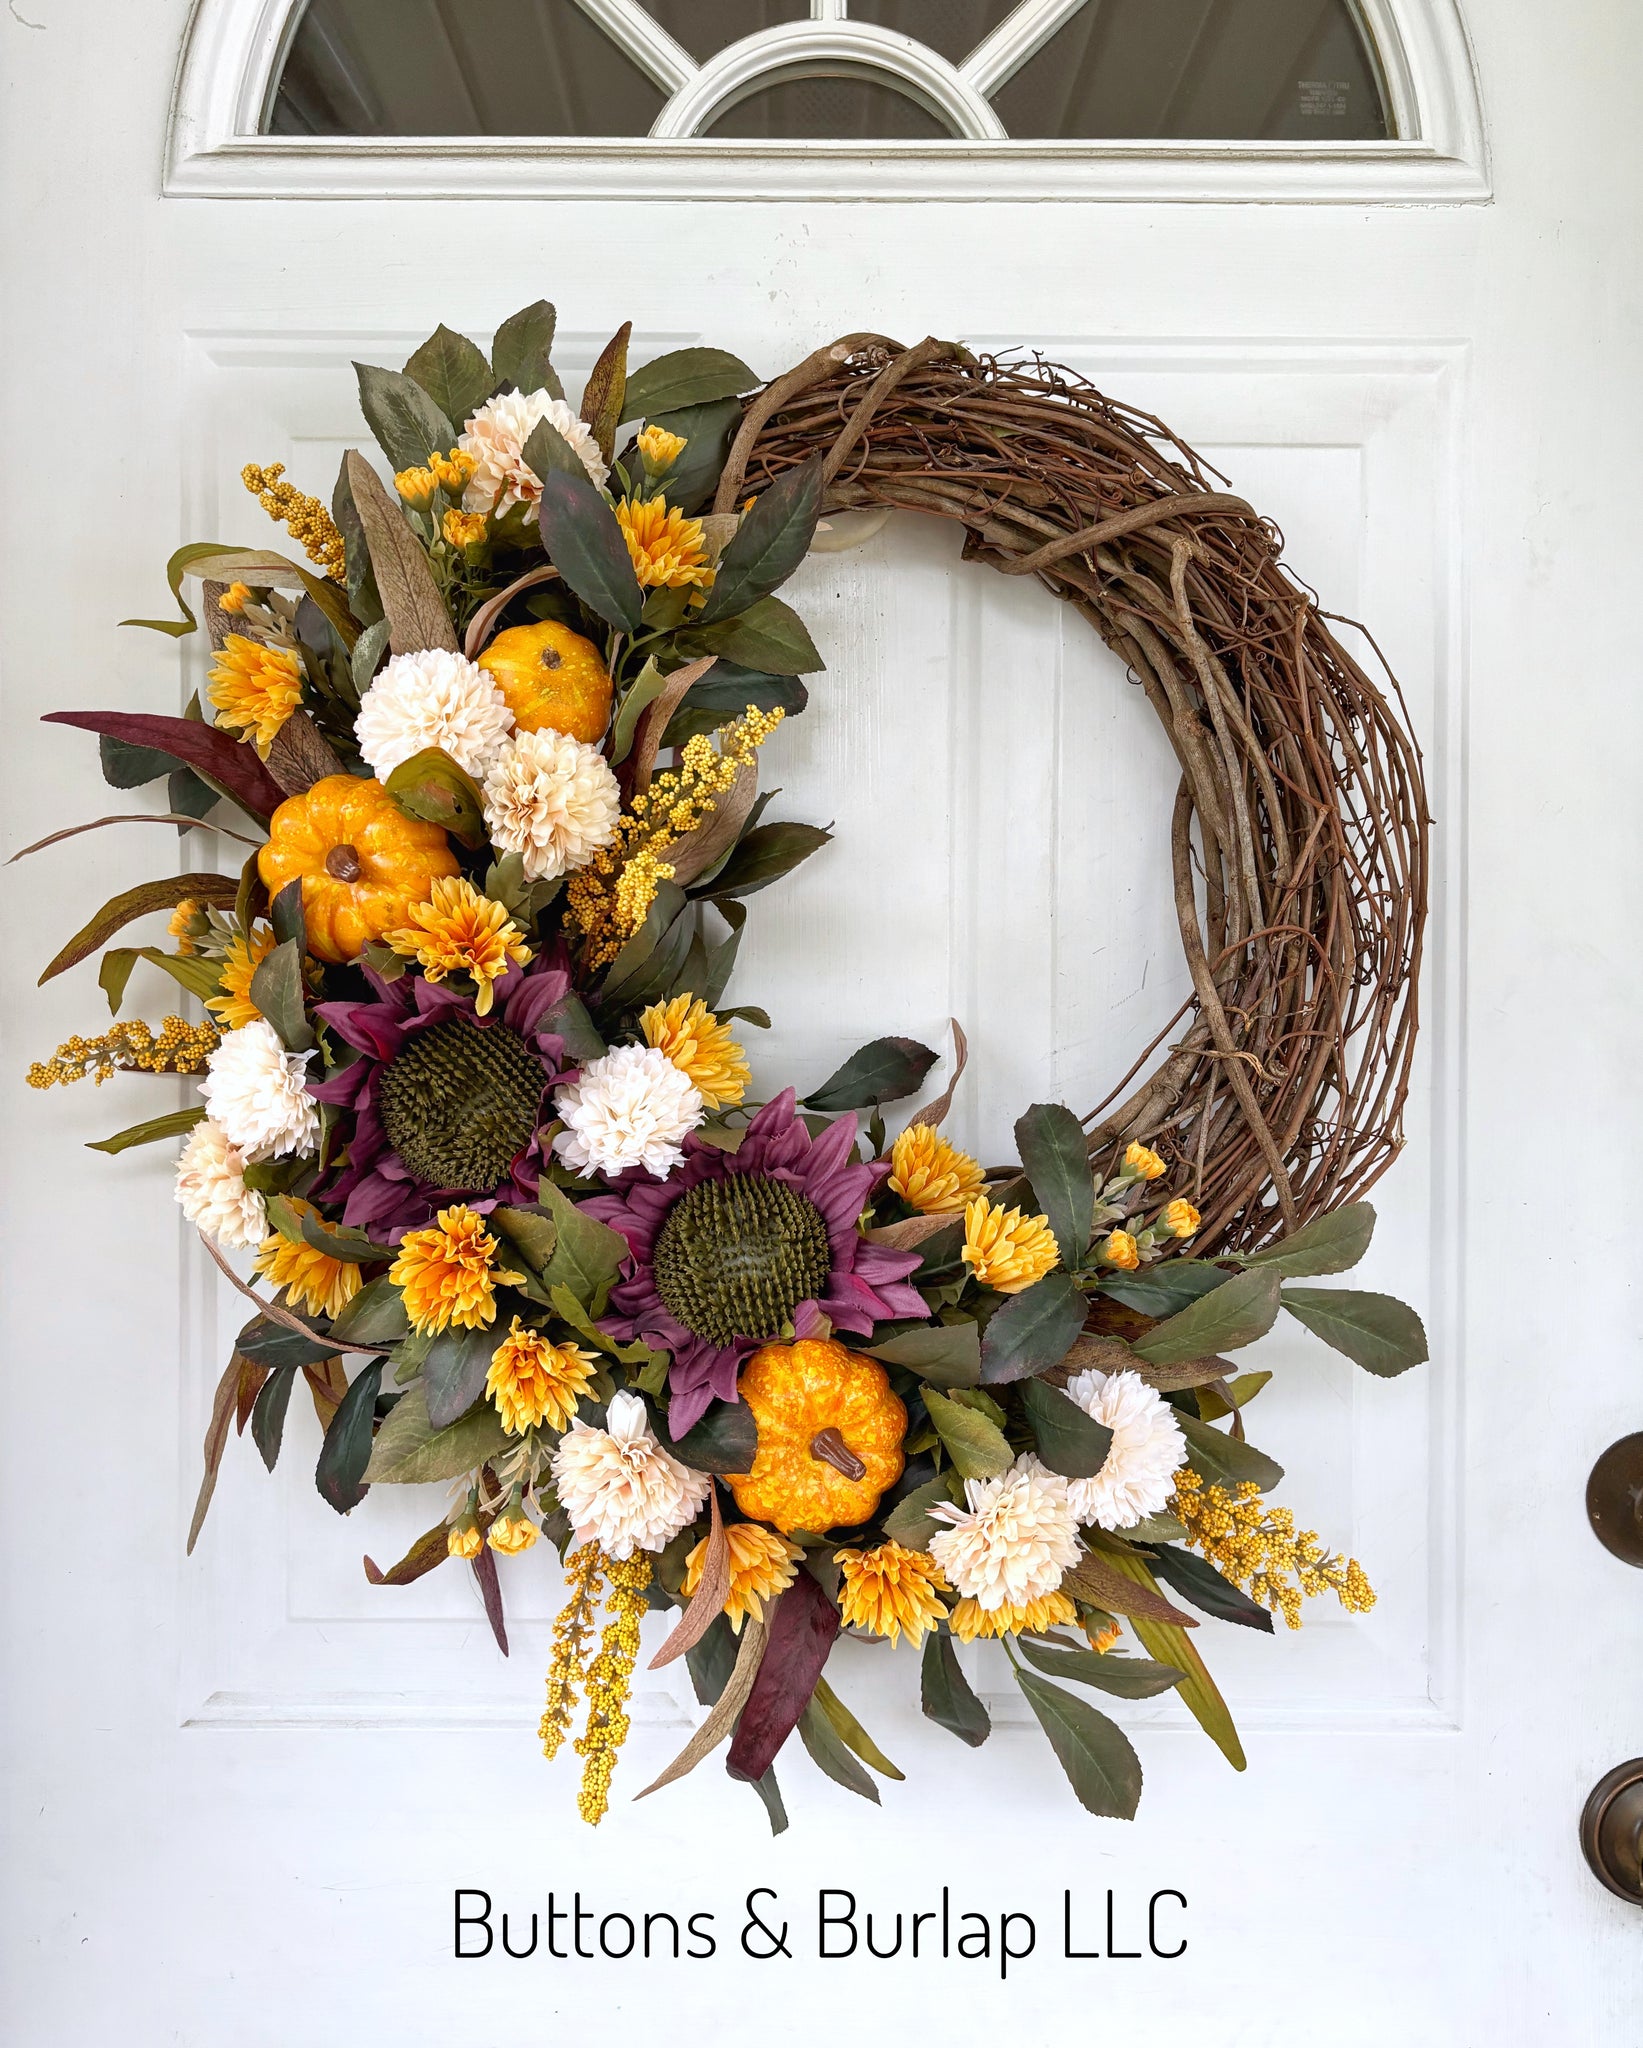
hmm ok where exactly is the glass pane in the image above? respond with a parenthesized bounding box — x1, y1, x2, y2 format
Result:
(992, 0, 1390, 140)
(704, 72, 952, 140)
(848, 1, 1022, 67)
(642, 2, 807, 66)
(269, 0, 665, 136)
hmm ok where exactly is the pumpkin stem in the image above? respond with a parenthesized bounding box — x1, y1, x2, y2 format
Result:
(325, 843, 362, 882)
(810, 1428, 867, 1482)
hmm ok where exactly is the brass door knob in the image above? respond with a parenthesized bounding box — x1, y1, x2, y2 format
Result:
(1580, 1760, 1643, 1903)
(1585, 1432, 1643, 1565)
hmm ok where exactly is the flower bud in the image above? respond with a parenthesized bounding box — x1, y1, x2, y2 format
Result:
(1099, 1228, 1141, 1271)
(442, 507, 488, 551)
(395, 465, 438, 510)
(218, 581, 253, 615)
(447, 1517, 483, 1560)
(430, 448, 476, 496)
(636, 424, 687, 472)
(1164, 1197, 1201, 1238)
(1123, 1141, 1167, 1181)
(487, 1497, 539, 1555)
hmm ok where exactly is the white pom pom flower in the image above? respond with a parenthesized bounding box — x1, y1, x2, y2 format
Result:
(481, 726, 621, 882)
(199, 1020, 319, 1163)
(174, 1117, 267, 1250)
(354, 648, 515, 781)
(927, 1456, 1081, 1611)
(552, 1045, 704, 1180)
(550, 1391, 711, 1559)
(459, 388, 608, 515)
(1061, 1367, 1188, 1531)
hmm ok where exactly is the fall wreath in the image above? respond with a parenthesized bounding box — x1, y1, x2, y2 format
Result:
(20, 311, 1430, 1828)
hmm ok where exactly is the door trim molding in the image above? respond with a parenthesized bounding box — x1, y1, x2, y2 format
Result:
(165, 0, 1491, 203)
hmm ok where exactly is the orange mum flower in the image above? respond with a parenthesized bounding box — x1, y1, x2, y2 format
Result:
(254, 1197, 362, 1321)
(389, 1204, 523, 1334)
(385, 876, 531, 1017)
(684, 1522, 802, 1634)
(486, 1316, 598, 1435)
(615, 496, 715, 590)
(835, 1540, 950, 1645)
(888, 1122, 985, 1215)
(948, 1589, 1078, 1641)
(208, 633, 303, 757)
(640, 993, 750, 1111)
(961, 1196, 1060, 1293)
(206, 923, 277, 1031)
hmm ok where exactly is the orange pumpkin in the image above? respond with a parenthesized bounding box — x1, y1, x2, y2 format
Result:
(477, 620, 612, 744)
(728, 1338, 907, 1534)
(257, 774, 459, 964)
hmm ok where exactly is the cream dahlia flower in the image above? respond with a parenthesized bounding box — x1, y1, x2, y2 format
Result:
(198, 1020, 318, 1162)
(481, 726, 621, 882)
(550, 1391, 710, 1559)
(459, 388, 608, 515)
(927, 1456, 1081, 1612)
(1062, 1367, 1188, 1531)
(552, 1045, 704, 1180)
(174, 1117, 267, 1250)
(354, 648, 514, 781)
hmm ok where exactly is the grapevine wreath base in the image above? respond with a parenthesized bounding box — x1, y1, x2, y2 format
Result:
(21, 311, 1429, 1827)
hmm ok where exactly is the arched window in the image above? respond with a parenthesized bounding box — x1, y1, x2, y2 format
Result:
(167, 0, 1488, 199)
(270, 0, 1393, 143)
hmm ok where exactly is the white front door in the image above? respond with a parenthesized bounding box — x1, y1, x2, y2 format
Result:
(4, 3, 1640, 2041)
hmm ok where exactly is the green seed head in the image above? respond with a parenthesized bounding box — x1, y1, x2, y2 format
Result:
(377, 1015, 542, 1192)
(652, 1174, 831, 1346)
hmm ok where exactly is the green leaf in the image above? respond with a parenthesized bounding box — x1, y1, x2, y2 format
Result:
(623, 347, 760, 422)
(316, 1361, 383, 1513)
(1099, 1261, 1233, 1318)
(1280, 1285, 1429, 1377)
(539, 989, 607, 1063)
(328, 1275, 412, 1348)
(269, 876, 305, 949)
(651, 1394, 759, 1477)
(1019, 1376, 1114, 1477)
(122, 540, 249, 637)
(642, 398, 743, 515)
(882, 1469, 962, 1546)
(95, 944, 223, 1009)
(234, 1312, 337, 1370)
(661, 664, 808, 748)
(676, 593, 824, 675)
(1145, 1543, 1274, 1633)
(1131, 1267, 1282, 1365)
(1194, 1369, 1272, 1422)
(383, 745, 487, 849)
(812, 1675, 904, 1780)
(489, 1202, 556, 1275)
(601, 897, 697, 1010)
(1018, 1639, 1186, 1698)
(87, 1106, 205, 1155)
(798, 1697, 880, 1804)
(491, 300, 559, 396)
(1243, 1202, 1376, 1278)
(536, 468, 644, 632)
(1014, 1101, 1095, 1267)
(403, 324, 492, 428)
(248, 937, 313, 1052)
(99, 733, 172, 788)
(350, 616, 390, 698)
(422, 1325, 499, 1431)
(250, 1364, 296, 1472)
(867, 1320, 981, 1389)
(702, 820, 832, 901)
(979, 1273, 1087, 1386)
(296, 1210, 397, 1264)
(38, 871, 240, 986)
(354, 361, 456, 474)
(168, 766, 222, 826)
(1014, 1669, 1143, 1819)
(804, 1036, 937, 1113)
(697, 456, 823, 622)
(534, 1181, 628, 1300)
(1173, 1409, 1285, 1493)
(1104, 1551, 1246, 1771)
(363, 1383, 511, 1483)
(609, 657, 671, 765)
(922, 1387, 1012, 1480)
(920, 1631, 991, 1747)
(520, 412, 593, 490)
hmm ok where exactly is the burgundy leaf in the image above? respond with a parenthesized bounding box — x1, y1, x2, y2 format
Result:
(472, 1545, 509, 1656)
(44, 711, 287, 822)
(726, 1569, 839, 1782)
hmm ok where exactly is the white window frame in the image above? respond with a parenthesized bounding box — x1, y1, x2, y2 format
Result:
(166, 0, 1490, 202)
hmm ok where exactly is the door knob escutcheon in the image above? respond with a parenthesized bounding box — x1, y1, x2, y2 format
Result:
(1580, 1760, 1643, 1904)
(1585, 1433, 1643, 1566)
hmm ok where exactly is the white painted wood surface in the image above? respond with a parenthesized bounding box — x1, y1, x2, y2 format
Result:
(2, 3, 1640, 2042)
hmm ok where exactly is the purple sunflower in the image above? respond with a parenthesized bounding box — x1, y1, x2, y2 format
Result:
(585, 1088, 928, 1435)
(309, 956, 573, 1241)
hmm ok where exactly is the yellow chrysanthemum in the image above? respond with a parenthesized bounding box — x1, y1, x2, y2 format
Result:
(1087, 1618, 1123, 1653)
(395, 465, 438, 509)
(384, 876, 530, 1018)
(389, 1204, 523, 1335)
(254, 1197, 362, 1321)
(206, 923, 277, 1030)
(1099, 1228, 1140, 1271)
(888, 1122, 985, 1216)
(948, 1589, 1078, 1642)
(168, 899, 203, 955)
(208, 633, 303, 758)
(615, 496, 715, 590)
(1124, 1141, 1167, 1180)
(961, 1196, 1060, 1293)
(218, 581, 253, 615)
(635, 425, 687, 470)
(447, 1519, 484, 1560)
(485, 1316, 597, 1436)
(488, 1507, 540, 1555)
(430, 448, 476, 497)
(443, 507, 487, 549)
(640, 993, 750, 1111)
(1163, 1198, 1201, 1239)
(835, 1541, 950, 1646)
(684, 1522, 802, 1634)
